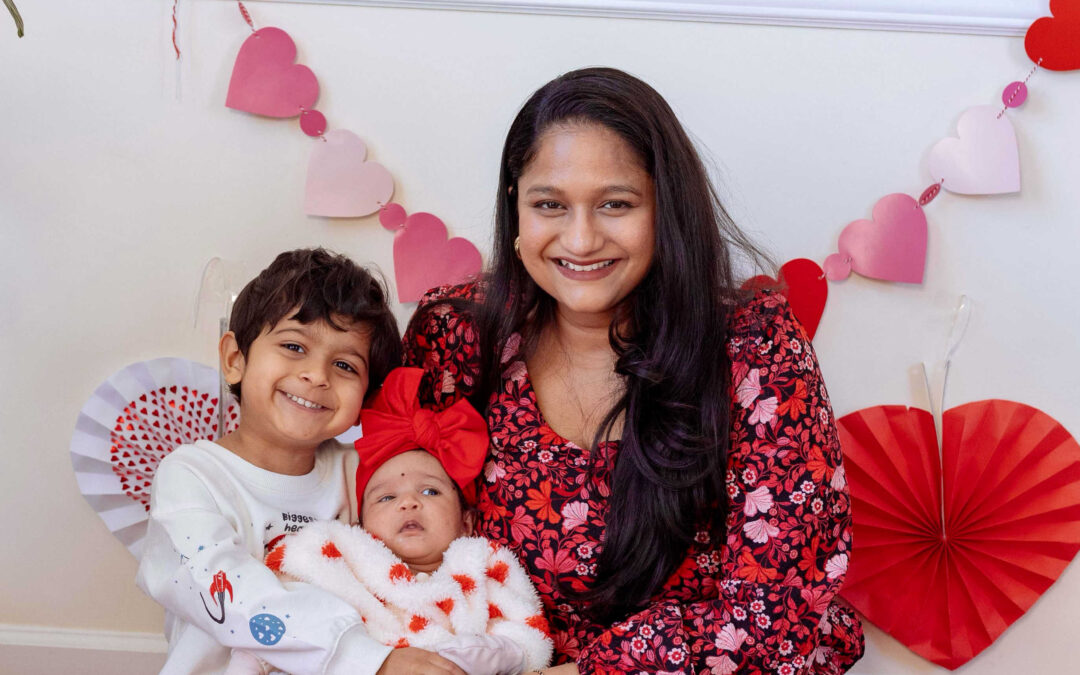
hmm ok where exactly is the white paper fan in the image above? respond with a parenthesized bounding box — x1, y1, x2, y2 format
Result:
(71, 358, 240, 557)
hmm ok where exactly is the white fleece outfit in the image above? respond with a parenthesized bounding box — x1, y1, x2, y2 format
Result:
(262, 520, 553, 672)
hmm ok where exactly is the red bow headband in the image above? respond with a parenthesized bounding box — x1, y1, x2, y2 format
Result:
(355, 367, 488, 515)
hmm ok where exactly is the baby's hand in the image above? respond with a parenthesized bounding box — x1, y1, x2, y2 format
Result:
(378, 647, 467, 675)
(437, 634, 526, 675)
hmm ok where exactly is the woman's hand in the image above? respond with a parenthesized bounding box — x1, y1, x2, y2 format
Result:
(377, 647, 467, 675)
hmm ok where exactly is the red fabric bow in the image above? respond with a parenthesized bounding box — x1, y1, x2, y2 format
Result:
(355, 367, 488, 514)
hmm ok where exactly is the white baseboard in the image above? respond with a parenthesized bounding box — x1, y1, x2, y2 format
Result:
(0, 623, 168, 653)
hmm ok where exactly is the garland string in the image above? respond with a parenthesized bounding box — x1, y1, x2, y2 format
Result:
(237, 1, 256, 32)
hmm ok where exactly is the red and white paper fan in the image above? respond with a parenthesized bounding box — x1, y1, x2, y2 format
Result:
(70, 358, 239, 557)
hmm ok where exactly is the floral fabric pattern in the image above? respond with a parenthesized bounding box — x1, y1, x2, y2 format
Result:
(403, 284, 864, 674)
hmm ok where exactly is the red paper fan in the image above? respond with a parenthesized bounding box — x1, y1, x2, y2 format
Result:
(837, 400, 1080, 669)
(71, 358, 239, 556)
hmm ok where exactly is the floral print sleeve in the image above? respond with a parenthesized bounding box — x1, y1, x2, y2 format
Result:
(401, 283, 483, 410)
(575, 293, 863, 674)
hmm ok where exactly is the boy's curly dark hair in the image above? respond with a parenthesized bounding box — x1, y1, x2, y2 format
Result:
(227, 248, 401, 401)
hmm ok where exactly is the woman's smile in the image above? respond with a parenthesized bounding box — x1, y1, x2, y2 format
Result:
(554, 257, 618, 280)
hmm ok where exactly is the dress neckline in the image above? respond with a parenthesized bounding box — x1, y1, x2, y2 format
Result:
(506, 333, 617, 451)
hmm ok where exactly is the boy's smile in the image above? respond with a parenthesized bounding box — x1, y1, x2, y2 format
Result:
(282, 392, 327, 410)
(218, 313, 372, 475)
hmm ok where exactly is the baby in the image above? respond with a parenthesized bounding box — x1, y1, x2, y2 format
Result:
(247, 367, 553, 674)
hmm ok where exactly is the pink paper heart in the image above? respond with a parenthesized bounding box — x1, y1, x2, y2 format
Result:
(305, 129, 394, 218)
(928, 105, 1020, 195)
(226, 27, 318, 118)
(834, 193, 927, 284)
(391, 209, 483, 302)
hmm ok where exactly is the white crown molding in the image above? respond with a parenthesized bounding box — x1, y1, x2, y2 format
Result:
(262, 0, 1046, 36)
(0, 624, 168, 653)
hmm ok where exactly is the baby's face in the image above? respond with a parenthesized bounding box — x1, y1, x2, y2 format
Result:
(361, 450, 472, 573)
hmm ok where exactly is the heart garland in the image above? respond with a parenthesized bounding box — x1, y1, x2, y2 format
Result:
(223, 5, 482, 298)
(837, 399, 1080, 669)
(222, 17, 396, 204)
(814, 6, 1076, 302)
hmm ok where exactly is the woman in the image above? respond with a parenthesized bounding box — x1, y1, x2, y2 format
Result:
(403, 67, 864, 674)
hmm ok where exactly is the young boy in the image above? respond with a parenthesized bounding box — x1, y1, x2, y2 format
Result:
(254, 367, 553, 675)
(137, 249, 463, 674)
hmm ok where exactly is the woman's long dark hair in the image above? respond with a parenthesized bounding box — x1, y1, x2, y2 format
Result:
(469, 67, 767, 621)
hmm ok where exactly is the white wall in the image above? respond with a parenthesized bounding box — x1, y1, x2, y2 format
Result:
(2, 1, 1078, 672)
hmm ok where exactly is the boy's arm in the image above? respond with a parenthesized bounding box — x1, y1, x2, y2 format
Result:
(136, 460, 392, 675)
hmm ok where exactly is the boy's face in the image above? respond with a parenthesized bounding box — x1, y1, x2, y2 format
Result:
(361, 450, 473, 573)
(223, 314, 372, 455)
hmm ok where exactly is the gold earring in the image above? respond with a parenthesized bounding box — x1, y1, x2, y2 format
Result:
(514, 237, 521, 259)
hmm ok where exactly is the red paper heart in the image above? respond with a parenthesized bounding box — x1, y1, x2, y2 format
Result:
(387, 207, 483, 303)
(1025, 0, 1080, 71)
(225, 27, 318, 117)
(837, 400, 1080, 669)
(741, 258, 827, 339)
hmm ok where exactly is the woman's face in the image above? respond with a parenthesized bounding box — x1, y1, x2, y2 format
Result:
(515, 123, 656, 325)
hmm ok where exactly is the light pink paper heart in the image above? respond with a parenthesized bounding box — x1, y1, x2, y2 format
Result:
(928, 105, 1020, 195)
(389, 208, 483, 302)
(833, 193, 927, 284)
(305, 130, 394, 218)
(226, 27, 318, 118)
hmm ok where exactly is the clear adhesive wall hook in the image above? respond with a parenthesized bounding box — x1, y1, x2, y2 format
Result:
(940, 295, 973, 415)
(943, 295, 973, 366)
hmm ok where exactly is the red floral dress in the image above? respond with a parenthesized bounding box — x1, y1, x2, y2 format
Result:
(403, 283, 864, 674)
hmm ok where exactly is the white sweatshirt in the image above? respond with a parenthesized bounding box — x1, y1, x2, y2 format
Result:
(136, 440, 391, 675)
